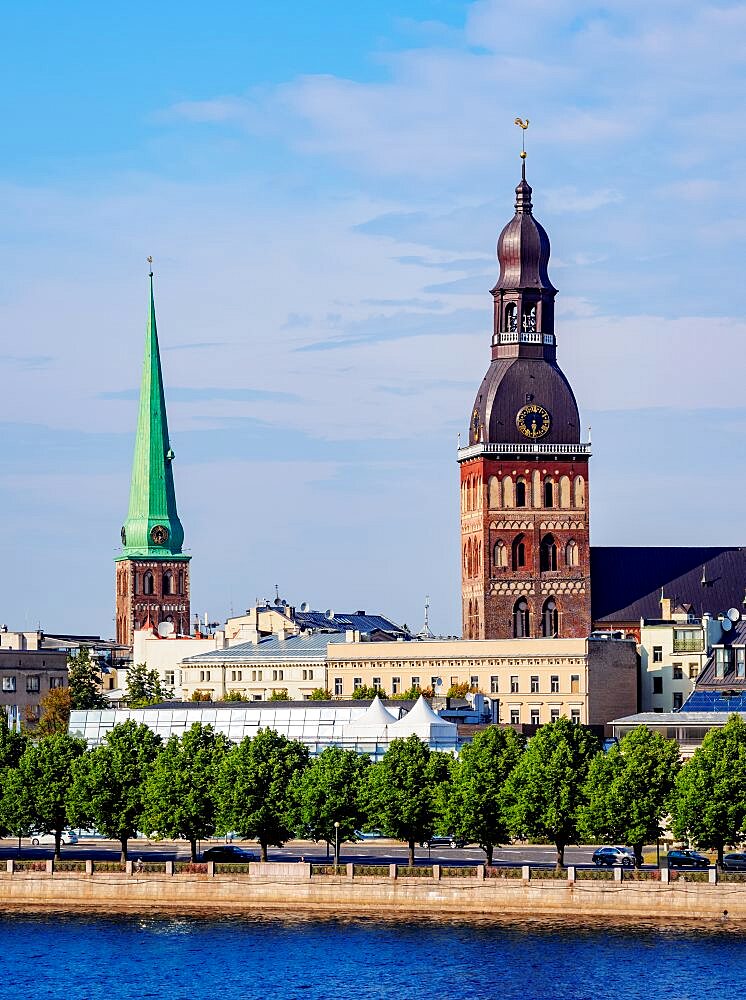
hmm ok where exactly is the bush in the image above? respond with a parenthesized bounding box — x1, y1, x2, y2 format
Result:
(175, 862, 208, 874)
(309, 689, 332, 701)
(446, 682, 470, 699)
(268, 689, 289, 702)
(351, 685, 387, 700)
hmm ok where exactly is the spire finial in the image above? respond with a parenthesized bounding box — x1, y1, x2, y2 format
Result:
(515, 117, 529, 179)
(147, 255, 153, 278)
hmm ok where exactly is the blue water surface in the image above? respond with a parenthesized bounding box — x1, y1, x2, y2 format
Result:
(1, 913, 744, 1000)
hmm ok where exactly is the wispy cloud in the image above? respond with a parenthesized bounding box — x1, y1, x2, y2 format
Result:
(99, 387, 298, 403)
(0, 354, 54, 370)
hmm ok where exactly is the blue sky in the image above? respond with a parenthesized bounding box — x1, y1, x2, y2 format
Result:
(1, 0, 745, 637)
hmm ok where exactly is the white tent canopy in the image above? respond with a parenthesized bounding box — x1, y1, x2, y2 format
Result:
(341, 695, 397, 740)
(388, 694, 458, 746)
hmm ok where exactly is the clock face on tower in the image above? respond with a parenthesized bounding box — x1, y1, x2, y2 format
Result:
(516, 404, 551, 439)
(150, 524, 170, 545)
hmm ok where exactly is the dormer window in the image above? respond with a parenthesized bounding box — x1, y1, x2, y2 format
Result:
(715, 647, 732, 678)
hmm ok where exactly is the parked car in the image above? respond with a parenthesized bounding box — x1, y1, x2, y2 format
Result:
(30, 830, 79, 847)
(592, 846, 634, 867)
(722, 852, 746, 871)
(200, 845, 256, 863)
(420, 835, 464, 849)
(666, 849, 709, 869)
(354, 830, 385, 841)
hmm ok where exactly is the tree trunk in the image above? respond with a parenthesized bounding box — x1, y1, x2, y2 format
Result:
(260, 839, 268, 862)
(555, 841, 565, 869)
(120, 837, 128, 863)
(190, 838, 197, 863)
(408, 840, 415, 867)
(334, 839, 340, 868)
(633, 843, 643, 868)
(54, 829, 62, 861)
(485, 844, 494, 865)
(717, 841, 724, 868)
(326, 839, 330, 860)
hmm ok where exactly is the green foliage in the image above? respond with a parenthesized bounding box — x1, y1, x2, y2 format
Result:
(268, 689, 290, 702)
(441, 726, 525, 863)
(220, 690, 249, 702)
(190, 690, 212, 702)
(309, 688, 332, 701)
(142, 723, 230, 861)
(504, 717, 600, 867)
(216, 728, 310, 860)
(580, 725, 680, 866)
(670, 713, 746, 866)
(0, 734, 86, 856)
(0, 716, 29, 839)
(390, 686, 422, 701)
(67, 719, 162, 861)
(352, 685, 387, 700)
(446, 682, 470, 699)
(289, 746, 369, 863)
(126, 663, 173, 707)
(67, 648, 108, 710)
(38, 687, 72, 737)
(363, 735, 452, 866)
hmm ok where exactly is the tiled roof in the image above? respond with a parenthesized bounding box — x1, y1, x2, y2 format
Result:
(682, 621, 746, 710)
(182, 631, 348, 664)
(294, 611, 406, 634)
(591, 546, 746, 623)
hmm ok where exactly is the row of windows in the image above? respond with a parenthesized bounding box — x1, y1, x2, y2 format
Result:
(502, 302, 538, 334)
(492, 534, 580, 572)
(715, 647, 746, 679)
(119, 571, 186, 598)
(510, 707, 582, 726)
(0, 674, 60, 693)
(461, 475, 586, 512)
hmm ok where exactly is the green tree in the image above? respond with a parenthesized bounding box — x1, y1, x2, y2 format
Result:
(441, 726, 525, 864)
(352, 685, 387, 700)
(670, 714, 746, 867)
(0, 734, 86, 859)
(0, 716, 28, 839)
(268, 689, 290, 702)
(142, 723, 229, 861)
(67, 648, 107, 710)
(216, 728, 309, 861)
(190, 690, 212, 702)
(390, 686, 422, 701)
(220, 690, 249, 702)
(504, 717, 600, 868)
(289, 746, 369, 865)
(126, 663, 173, 707)
(38, 687, 72, 736)
(363, 735, 451, 866)
(446, 682, 470, 699)
(580, 725, 680, 867)
(309, 688, 332, 701)
(67, 720, 162, 861)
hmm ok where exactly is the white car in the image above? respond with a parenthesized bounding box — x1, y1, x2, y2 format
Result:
(30, 830, 79, 846)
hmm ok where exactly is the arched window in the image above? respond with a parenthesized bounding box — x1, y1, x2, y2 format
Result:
(133, 573, 138, 596)
(488, 476, 500, 508)
(542, 598, 558, 638)
(522, 304, 536, 332)
(559, 475, 570, 508)
(163, 572, 173, 596)
(513, 598, 530, 638)
(505, 302, 517, 332)
(494, 540, 507, 568)
(565, 539, 579, 568)
(143, 571, 154, 596)
(543, 479, 554, 507)
(574, 475, 585, 508)
(540, 534, 557, 572)
(463, 542, 469, 574)
(512, 534, 526, 570)
(477, 538, 482, 574)
(178, 571, 184, 596)
(502, 476, 514, 508)
(515, 478, 527, 508)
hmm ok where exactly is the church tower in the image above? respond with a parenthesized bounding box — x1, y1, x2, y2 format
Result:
(115, 271, 191, 645)
(459, 155, 591, 640)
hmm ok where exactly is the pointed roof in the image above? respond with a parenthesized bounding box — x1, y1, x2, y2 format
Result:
(118, 272, 186, 560)
(492, 163, 556, 294)
(389, 695, 458, 740)
(341, 695, 397, 740)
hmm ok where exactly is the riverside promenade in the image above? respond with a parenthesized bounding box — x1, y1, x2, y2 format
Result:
(2, 860, 745, 922)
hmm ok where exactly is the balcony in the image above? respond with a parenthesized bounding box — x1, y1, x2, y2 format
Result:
(458, 441, 592, 461)
(673, 639, 704, 653)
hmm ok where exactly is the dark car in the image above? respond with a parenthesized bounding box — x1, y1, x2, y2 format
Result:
(666, 849, 709, 869)
(722, 852, 746, 871)
(201, 846, 257, 863)
(592, 847, 634, 867)
(420, 835, 464, 849)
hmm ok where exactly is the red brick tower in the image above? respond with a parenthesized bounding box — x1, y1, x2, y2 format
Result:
(459, 159, 591, 639)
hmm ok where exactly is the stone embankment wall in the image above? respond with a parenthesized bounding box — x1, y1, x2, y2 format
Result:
(1, 862, 744, 922)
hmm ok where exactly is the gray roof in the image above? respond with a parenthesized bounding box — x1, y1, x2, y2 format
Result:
(612, 711, 746, 726)
(182, 631, 349, 665)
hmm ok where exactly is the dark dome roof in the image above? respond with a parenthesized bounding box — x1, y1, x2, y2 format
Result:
(471, 357, 580, 445)
(492, 174, 556, 293)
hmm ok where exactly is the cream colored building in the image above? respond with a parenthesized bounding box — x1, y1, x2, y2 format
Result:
(327, 635, 637, 731)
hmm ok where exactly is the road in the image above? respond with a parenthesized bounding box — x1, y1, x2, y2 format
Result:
(0, 837, 662, 867)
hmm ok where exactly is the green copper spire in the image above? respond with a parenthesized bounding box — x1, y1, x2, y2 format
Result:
(118, 270, 185, 558)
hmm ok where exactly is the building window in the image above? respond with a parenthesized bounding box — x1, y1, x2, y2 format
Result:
(49, 676, 65, 689)
(178, 571, 184, 595)
(162, 572, 173, 596)
(653, 646, 663, 663)
(565, 540, 579, 568)
(689, 664, 700, 679)
(673, 693, 683, 710)
(715, 647, 732, 678)
(570, 709, 581, 725)
(510, 709, 520, 725)
(539, 534, 557, 572)
(470, 676, 479, 690)
(392, 677, 401, 694)
(542, 598, 558, 638)
(550, 675, 559, 693)
(737, 649, 746, 679)
(505, 302, 517, 332)
(511, 535, 526, 570)
(372, 677, 382, 692)
(530, 708, 540, 726)
(334, 678, 343, 696)
(543, 479, 553, 507)
(672, 665, 683, 681)
(199, 670, 211, 682)
(143, 571, 154, 596)
(570, 674, 579, 694)
(26, 676, 40, 693)
(515, 479, 527, 508)
(2, 677, 16, 692)
(550, 708, 560, 723)
(653, 677, 663, 694)
(510, 675, 519, 693)
(430, 677, 439, 692)
(411, 676, 420, 690)
(513, 598, 530, 638)
(530, 675, 539, 693)
(494, 540, 507, 569)
(165, 671, 175, 686)
(490, 675, 499, 693)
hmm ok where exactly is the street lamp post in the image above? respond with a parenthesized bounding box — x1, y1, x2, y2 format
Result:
(334, 821, 340, 870)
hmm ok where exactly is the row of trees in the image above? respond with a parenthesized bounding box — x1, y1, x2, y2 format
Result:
(2, 714, 746, 867)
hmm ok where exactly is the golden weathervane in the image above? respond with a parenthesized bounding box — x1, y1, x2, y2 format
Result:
(514, 117, 529, 159)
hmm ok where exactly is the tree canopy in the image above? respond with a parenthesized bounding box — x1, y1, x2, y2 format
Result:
(67, 648, 108, 710)
(126, 663, 173, 707)
(38, 687, 73, 737)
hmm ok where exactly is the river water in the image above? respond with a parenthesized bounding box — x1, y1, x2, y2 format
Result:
(2, 912, 744, 999)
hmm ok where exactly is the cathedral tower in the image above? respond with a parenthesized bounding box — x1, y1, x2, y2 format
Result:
(459, 159, 591, 639)
(115, 271, 191, 645)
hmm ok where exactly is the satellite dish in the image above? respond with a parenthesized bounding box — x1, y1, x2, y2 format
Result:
(274, 597, 282, 606)
(722, 618, 733, 632)
(326, 609, 334, 619)
(157, 621, 175, 638)
(728, 608, 740, 622)
(300, 602, 310, 612)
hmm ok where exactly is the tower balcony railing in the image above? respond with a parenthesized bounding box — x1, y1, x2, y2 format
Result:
(496, 331, 555, 346)
(458, 441, 592, 461)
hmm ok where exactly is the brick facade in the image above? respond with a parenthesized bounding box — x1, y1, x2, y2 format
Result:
(115, 558, 190, 646)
